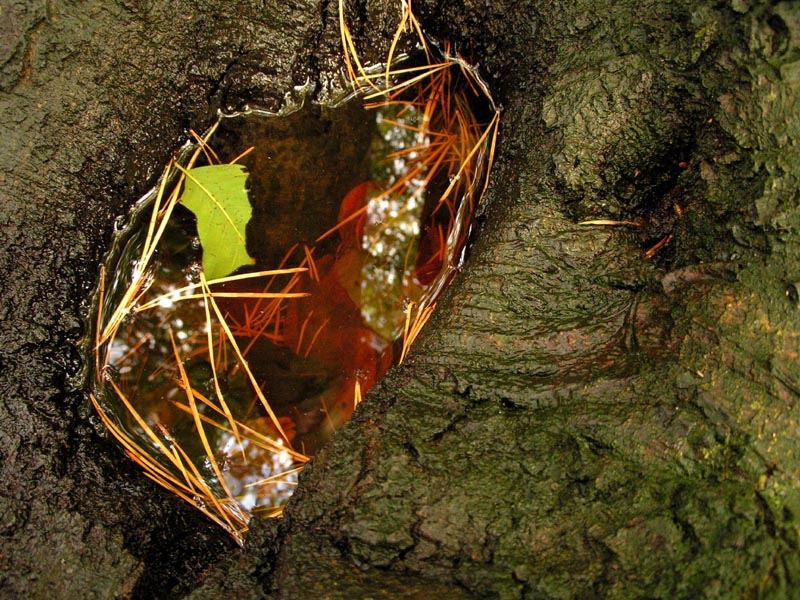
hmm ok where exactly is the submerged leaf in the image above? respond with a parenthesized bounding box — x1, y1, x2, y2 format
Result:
(180, 164, 254, 280)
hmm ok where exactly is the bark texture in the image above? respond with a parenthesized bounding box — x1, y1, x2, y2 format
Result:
(1, 0, 798, 598)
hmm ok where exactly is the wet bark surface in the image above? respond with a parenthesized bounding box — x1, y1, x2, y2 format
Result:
(2, 0, 799, 598)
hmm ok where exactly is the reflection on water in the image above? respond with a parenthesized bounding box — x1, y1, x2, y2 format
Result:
(90, 48, 498, 542)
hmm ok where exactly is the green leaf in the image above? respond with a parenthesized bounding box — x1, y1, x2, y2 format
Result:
(179, 164, 254, 280)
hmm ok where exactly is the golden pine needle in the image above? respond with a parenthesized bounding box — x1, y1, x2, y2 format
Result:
(151, 292, 309, 302)
(199, 272, 244, 455)
(645, 233, 673, 258)
(94, 267, 106, 374)
(399, 300, 436, 364)
(363, 63, 450, 101)
(208, 266, 309, 284)
(169, 326, 239, 509)
(302, 318, 330, 359)
(190, 128, 221, 165)
(385, 0, 417, 88)
(320, 395, 337, 435)
(231, 146, 255, 165)
(315, 200, 371, 243)
(303, 245, 320, 282)
(338, 0, 381, 92)
(137, 267, 308, 312)
(244, 467, 303, 489)
(203, 276, 293, 446)
(579, 219, 641, 227)
(294, 310, 314, 356)
(114, 331, 153, 366)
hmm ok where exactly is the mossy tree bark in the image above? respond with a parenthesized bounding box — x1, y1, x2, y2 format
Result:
(1, 1, 798, 598)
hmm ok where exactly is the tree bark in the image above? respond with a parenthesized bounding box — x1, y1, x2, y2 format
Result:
(1, 1, 798, 598)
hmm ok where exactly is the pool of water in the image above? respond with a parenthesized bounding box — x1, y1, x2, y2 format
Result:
(90, 47, 498, 542)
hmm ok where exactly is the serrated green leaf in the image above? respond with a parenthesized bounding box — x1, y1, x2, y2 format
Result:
(179, 164, 254, 280)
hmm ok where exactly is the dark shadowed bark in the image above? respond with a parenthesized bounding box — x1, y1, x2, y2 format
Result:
(1, 1, 798, 598)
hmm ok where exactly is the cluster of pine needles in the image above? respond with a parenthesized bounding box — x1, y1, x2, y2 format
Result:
(91, 0, 499, 544)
